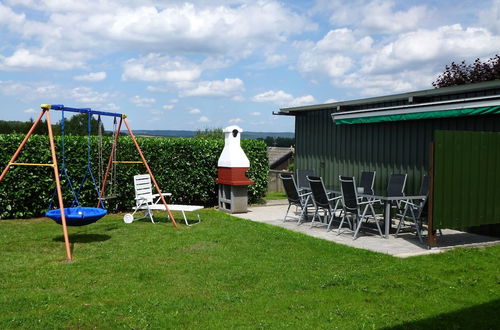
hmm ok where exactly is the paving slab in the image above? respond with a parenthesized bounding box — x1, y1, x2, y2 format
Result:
(232, 200, 500, 258)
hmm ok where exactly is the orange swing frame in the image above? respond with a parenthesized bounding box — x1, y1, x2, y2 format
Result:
(0, 104, 178, 261)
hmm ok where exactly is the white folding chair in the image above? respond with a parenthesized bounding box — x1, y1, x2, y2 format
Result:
(123, 174, 203, 226)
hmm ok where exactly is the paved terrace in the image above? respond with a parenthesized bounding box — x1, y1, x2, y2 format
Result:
(231, 200, 500, 258)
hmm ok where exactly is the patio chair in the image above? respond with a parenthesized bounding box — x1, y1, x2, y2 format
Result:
(387, 173, 407, 197)
(280, 173, 312, 223)
(296, 169, 315, 192)
(338, 176, 383, 239)
(396, 175, 429, 243)
(358, 171, 376, 195)
(123, 174, 202, 226)
(307, 176, 341, 229)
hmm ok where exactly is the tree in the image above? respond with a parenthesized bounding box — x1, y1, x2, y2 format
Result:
(432, 55, 500, 88)
(61, 113, 102, 135)
(194, 128, 223, 139)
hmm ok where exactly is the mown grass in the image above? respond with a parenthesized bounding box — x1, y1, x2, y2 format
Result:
(0, 210, 499, 329)
(264, 192, 287, 200)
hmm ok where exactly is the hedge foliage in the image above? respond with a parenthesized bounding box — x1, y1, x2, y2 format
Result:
(0, 134, 268, 219)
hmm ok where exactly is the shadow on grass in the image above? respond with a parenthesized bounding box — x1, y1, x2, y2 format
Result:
(383, 299, 500, 330)
(53, 234, 111, 243)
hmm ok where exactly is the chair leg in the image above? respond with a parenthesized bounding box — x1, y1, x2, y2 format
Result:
(395, 204, 409, 237)
(353, 214, 362, 240)
(283, 203, 292, 222)
(310, 207, 319, 227)
(367, 203, 383, 238)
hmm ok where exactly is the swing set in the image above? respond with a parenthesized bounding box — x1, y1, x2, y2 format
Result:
(0, 104, 178, 261)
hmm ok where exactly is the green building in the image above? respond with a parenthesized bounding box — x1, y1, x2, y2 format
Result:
(275, 80, 500, 196)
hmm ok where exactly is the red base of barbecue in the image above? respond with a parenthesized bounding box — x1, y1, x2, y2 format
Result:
(216, 167, 255, 185)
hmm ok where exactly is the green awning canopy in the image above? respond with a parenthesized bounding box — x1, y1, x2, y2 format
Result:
(334, 106, 500, 125)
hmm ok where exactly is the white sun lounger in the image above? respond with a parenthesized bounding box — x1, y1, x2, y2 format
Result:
(123, 174, 203, 226)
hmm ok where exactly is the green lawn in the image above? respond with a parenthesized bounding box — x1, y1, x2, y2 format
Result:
(1, 211, 499, 329)
(264, 192, 287, 200)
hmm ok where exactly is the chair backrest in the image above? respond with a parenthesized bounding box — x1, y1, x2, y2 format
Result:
(134, 174, 154, 205)
(307, 176, 330, 208)
(339, 175, 358, 212)
(419, 175, 430, 196)
(296, 169, 315, 190)
(279, 173, 301, 204)
(387, 174, 407, 197)
(359, 171, 376, 195)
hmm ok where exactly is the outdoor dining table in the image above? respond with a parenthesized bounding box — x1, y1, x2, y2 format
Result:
(357, 193, 427, 238)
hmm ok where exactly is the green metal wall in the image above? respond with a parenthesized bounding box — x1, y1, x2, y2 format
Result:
(295, 111, 500, 195)
(433, 130, 500, 229)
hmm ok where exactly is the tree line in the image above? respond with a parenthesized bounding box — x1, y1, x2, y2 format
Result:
(0, 113, 104, 135)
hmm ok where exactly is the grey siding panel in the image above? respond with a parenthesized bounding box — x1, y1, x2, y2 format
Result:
(296, 113, 500, 195)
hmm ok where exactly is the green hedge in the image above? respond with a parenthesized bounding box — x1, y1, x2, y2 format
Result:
(0, 134, 268, 219)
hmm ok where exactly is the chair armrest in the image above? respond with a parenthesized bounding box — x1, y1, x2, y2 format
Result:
(328, 195, 342, 202)
(152, 193, 172, 198)
(298, 191, 312, 198)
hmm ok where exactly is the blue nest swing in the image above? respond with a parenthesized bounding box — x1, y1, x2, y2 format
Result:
(46, 207, 107, 226)
(45, 106, 109, 226)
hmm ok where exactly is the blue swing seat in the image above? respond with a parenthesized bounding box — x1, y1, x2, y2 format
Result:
(46, 207, 107, 226)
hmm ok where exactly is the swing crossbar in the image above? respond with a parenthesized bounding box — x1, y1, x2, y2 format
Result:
(113, 161, 143, 164)
(9, 162, 54, 167)
(41, 104, 123, 118)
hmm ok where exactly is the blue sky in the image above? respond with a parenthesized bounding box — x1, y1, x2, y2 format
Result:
(0, 0, 499, 132)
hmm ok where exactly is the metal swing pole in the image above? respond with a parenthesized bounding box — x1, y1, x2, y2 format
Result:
(97, 117, 123, 208)
(122, 117, 178, 228)
(0, 109, 46, 181)
(46, 110, 72, 261)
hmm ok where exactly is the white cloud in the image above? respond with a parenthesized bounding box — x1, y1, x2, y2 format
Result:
(361, 25, 500, 75)
(0, 48, 84, 71)
(4, 1, 314, 63)
(297, 29, 370, 78)
(130, 95, 156, 107)
(178, 78, 244, 97)
(101, 103, 120, 111)
(0, 3, 25, 27)
(322, 0, 430, 34)
(74, 71, 106, 82)
(250, 112, 261, 116)
(70, 87, 112, 104)
(228, 118, 242, 124)
(163, 104, 174, 110)
(23, 108, 35, 113)
(298, 52, 353, 77)
(198, 116, 210, 122)
(264, 53, 287, 66)
(324, 98, 338, 104)
(360, 1, 429, 34)
(122, 54, 201, 82)
(478, 0, 500, 34)
(253, 90, 316, 107)
(189, 108, 201, 114)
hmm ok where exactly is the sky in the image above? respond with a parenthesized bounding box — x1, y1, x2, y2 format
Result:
(0, 0, 499, 132)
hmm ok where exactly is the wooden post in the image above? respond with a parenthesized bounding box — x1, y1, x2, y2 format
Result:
(97, 117, 123, 208)
(427, 141, 437, 248)
(46, 110, 72, 261)
(123, 118, 178, 227)
(0, 110, 46, 182)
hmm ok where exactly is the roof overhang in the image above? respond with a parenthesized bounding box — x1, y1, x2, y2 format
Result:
(332, 95, 500, 125)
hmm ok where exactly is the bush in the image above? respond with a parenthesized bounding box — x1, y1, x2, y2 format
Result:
(0, 134, 268, 219)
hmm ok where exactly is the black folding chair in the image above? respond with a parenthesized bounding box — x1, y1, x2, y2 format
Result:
(359, 171, 376, 195)
(307, 176, 341, 229)
(396, 175, 429, 243)
(296, 169, 315, 192)
(338, 176, 383, 239)
(280, 173, 312, 223)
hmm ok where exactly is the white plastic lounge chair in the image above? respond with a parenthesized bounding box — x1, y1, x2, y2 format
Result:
(123, 174, 202, 226)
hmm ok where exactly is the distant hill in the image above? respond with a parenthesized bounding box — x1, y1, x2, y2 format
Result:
(130, 130, 294, 139)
